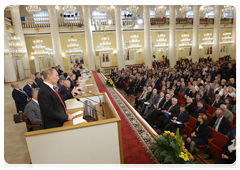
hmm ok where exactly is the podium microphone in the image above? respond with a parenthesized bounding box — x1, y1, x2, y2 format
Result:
(80, 90, 102, 106)
(76, 98, 106, 118)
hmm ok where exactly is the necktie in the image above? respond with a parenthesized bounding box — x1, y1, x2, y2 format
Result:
(213, 118, 220, 130)
(207, 90, 209, 96)
(19, 89, 29, 98)
(168, 105, 174, 112)
(212, 101, 215, 106)
(162, 100, 168, 108)
(156, 98, 162, 107)
(53, 86, 67, 114)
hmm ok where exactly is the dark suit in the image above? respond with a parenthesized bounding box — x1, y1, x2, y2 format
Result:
(59, 86, 72, 95)
(38, 83, 73, 129)
(208, 116, 230, 135)
(191, 107, 206, 119)
(141, 93, 159, 115)
(23, 84, 33, 98)
(203, 89, 214, 104)
(190, 122, 211, 145)
(25, 99, 43, 130)
(222, 94, 233, 102)
(32, 81, 39, 88)
(12, 89, 29, 111)
(210, 99, 223, 108)
(67, 77, 77, 89)
(159, 104, 180, 128)
(35, 77, 43, 87)
(179, 86, 188, 95)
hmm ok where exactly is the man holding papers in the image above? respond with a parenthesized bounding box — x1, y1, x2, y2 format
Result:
(157, 104, 189, 134)
(141, 89, 159, 116)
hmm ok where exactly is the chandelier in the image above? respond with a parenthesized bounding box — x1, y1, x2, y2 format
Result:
(201, 32, 214, 47)
(26, 5, 41, 14)
(222, 5, 235, 13)
(63, 5, 76, 14)
(4, 49, 10, 55)
(179, 5, 191, 15)
(97, 5, 110, 13)
(128, 33, 142, 51)
(97, 34, 114, 53)
(155, 33, 168, 50)
(31, 38, 49, 57)
(220, 31, 233, 46)
(155, 5, 166, 15)
(8, 33, 26, 57)
(66, 36, 83, 55)
(179, 32, 192, 48)
(127, 5, 139, 14)
(200, 5, 214, 14)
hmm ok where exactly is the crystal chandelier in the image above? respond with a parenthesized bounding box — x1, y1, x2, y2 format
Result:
(128, 33, 142, 50)
(179, 5, 191, 14)
(127, 5, 139, 14)
(4, 49, 10, 55)
(155, 5, 166, 15)
(201, 32, 214, 47)
(179, 32, 192, 48)
(31, 38, 48, 57)
(97, 34, 114, 53)
(66, 36, 83, 55)
(222, 5, 235, 13)
(220, 31, 233, 45)
(63, 5, 76, 14)
(155, 33, 168, 49)
(200, 5, 214, 14)
(97, 5, 110, 13)
(26, 5, 41, 14)
(8, 33, 26, 56)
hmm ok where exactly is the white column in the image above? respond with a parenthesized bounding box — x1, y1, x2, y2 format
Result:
(4, 24, 17, 82)
(169, 5, 176, 67)
(192, 5, 200, 63)
(10, 5, 30, 77)
(229, 8, 236, 59)
(82, 5, 96, 71)
(212, 5, 220, 61)
(143, 5, 152, 68)
(114, 5, 125, 70)
(47, 5, 64, 71)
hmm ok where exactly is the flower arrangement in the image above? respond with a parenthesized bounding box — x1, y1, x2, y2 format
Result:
(106, 76, 115, 87)
(97, 66, 101, 73)
(150, 128, 194, 164)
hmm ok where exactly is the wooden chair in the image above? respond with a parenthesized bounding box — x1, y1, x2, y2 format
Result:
(25, 117, 42, 132)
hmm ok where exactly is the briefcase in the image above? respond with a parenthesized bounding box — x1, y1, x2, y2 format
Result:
(13, 113, 27, 123)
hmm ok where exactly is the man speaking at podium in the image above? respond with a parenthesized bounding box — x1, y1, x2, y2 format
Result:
(38, 68, 81, 129)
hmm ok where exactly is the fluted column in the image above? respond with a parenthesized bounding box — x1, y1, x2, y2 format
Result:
(169, 5, 176, 67)
(229, 8, 236, 59)
(143, 5, 152, 68)
(47, 5, 64, 71)
(192, 5, 200, 63)
(114, 5, 125, 70)
(82, 5, 96, 71)
(10, 5, 30, 77)
(4, 24, 17, 82)
(212, 5, 220, 61)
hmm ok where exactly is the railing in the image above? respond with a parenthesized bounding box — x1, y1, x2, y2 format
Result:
(102, 66, 118, 75)
(4, 17, 12, 26)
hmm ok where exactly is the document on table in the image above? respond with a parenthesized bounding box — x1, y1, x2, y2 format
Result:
(144, 102, 150, 105)
(76, 87, 82, 89)
(73, 116, 87, 125)
(85, 84, 93, 87)
(72, 110, 83, 116)
(171, 119, 182, 124)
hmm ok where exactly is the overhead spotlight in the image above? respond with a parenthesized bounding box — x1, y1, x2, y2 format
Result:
(64, 14, 66, 17)
(75, 12, 78, 16)
(71, 14, 74, 17)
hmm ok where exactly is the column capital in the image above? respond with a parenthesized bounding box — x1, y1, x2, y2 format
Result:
(214, 5, 220, 10)
(143, 5, 150, 9)
(193, 5, 199, 9)
(46, 5, 55, 10)
(82, 5, 91, 9)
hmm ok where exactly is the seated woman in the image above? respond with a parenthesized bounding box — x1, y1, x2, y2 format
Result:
(225, 97, 233, 111)
(134, 86, 148, 109)
(186, 113, 211, 155)
(227, 87, 236, 99)
(138, 86, 152, 109)
(215, 137, 236, 164)
(185, 97, 194, 114)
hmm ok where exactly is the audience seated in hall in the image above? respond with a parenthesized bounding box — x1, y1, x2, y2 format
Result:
(23, 79, 34, 98)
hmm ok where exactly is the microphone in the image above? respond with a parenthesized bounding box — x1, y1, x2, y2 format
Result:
(76, 98, 106, 118)
(75, 93, 105, 118)
(80, 90, 102, 106)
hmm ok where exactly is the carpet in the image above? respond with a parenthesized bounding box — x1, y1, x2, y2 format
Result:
(92, 72, 158, 164)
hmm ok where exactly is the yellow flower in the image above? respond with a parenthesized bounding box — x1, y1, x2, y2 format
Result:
(164, 131, 171, 134)
(170, 132, 175, 137)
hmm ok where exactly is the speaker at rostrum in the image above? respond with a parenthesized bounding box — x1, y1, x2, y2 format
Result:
(83, 100, 98, 122)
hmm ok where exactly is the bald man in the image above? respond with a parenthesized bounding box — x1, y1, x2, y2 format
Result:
(11, 82, 30, 112)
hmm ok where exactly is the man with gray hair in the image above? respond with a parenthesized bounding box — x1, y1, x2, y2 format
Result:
(29, 74, 39, 88)
(25, 88, 43, 131)
(60, 80, 72, 95)
(213, 104, 234, 123)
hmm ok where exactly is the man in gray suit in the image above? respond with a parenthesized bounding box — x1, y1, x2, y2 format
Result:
(25, 88, 43, 130)
(141, 89, 159, 116)
(179, 83, 188, 95)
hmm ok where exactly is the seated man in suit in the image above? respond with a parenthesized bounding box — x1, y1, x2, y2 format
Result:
(141, 89, 159, 116)
(191, 100, 206, 119)
(72, 66, 81, 80)
(35, 72, 44, 87)
(60, 80, 72, 95)
(193, 93, 205, 108)
(208, 110, 230, 135)
(203, 84, 214, 104)
(57, 76, 66, 93)
(212, 104, 234, 123)
(57, 65, 64, 75)
(25, 88, 43, 131)
(210, 94, 223, 108)
(222, 90, 233, 103)
(124, 78, 135, 95)
(157, 104, 189, 134)
(67, 73, 78, 89)
(29, 74, 39, 88)
(11, 82, 31, 112)
(179, 83, 188, 95)
(157, 98, 180, 131)
(23, 79, 34, 98)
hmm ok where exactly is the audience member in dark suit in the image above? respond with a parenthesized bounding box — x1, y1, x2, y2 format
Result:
(157, 104, 189, 134)
(203, 84, 214, 104)
(225, 124, 236, 139)
(35, 72, 44, 87)
(210, 94, 223, 108)
(186, 113, 211, 154)
(179, 83, 188, 95)
(11, 82, 30, 112)
(185, 97, 194, 114)
(193, 93, 206, 108)
(191, 100, 206, 119)
(38, 68, 81, 129)
(141, 89, 159, 116)
(208, 109, 230, 135)
(72, 67, 81, 80)
(29, 74, 39, 88)
(24, 88, 43, 131)
(67, 73, 78, 90)
(139, 86, 152, 109)
(23, 79, 34, 98)
(57, 77, 66, 93)
(60, 80, 72, 95)
(134, 86, 148, 109)
(124, 78, 135, 95)
(214, 137, 236, 164)
(222, 90, 233, 102)
(57, 65, 64, 75)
